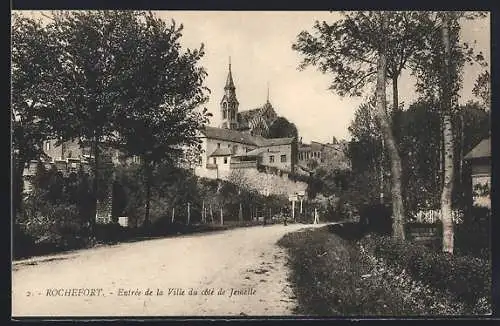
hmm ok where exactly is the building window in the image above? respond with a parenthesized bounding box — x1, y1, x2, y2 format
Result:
(233, 145, 238, 153)
(228, 144, 231, 148)
(224, 157, 228, 164)
(217, 143, 221, 149)
(213, 157, 216, 164)
(231, 110, 235, 119)
(198, 156, 202, 166)
(223, 102, 227, 109)
(45, 141, 51, 151)
(223, 109, 227, 119)
(281, 154, 287, 163)
(269, 155, 274, 163)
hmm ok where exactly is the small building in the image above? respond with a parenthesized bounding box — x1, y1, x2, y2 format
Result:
(297, 139, 350, 171)
(464, 137, 491, 208)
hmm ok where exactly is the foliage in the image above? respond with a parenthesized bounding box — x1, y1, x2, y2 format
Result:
(278, 226, 472, 316)
(109, 12, 211, 224)
(292, 11, 429, 99)
(15, 165, 94, 257)
(267, 116, 299, 139)
(472, 70, 491, 109)
(454, 207, 491, 258)
(11, 14, 57, 213)
(409, 12, 487, 103)
(346, 98, 489, 216)
(11, 15, 56, 163)
(361, 233, 491, 310)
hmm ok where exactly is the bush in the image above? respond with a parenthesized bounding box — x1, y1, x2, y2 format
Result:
(359, 203, 392, 235)
(361, 234, 492, 308)
(279, 226, 469, 315)
(455, 207, 490, 258)
(17, 196, 91, 254)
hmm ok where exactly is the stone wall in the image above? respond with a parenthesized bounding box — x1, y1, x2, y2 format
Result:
(227, 167, 307, 197)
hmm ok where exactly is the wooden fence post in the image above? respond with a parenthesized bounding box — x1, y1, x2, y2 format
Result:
(187, 202, 191, 225)
(202, 200, 205, 223)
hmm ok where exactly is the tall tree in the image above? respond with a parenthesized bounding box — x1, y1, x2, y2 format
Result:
(294, 11, 413, 239)
(11, 15, 57, 212)
(373, 12, 405, 240)
(35, 11, 149, 231)
(440, 12, 455, 254)
(112, 13, 211, 226)
(410, 11, 487, 253)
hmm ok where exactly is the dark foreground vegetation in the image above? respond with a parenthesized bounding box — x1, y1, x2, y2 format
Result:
(278, 224, 491, 316)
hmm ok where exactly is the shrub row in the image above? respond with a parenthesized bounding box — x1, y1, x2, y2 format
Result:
(360, 234, 491, 308)
(279, 226, 471, 316)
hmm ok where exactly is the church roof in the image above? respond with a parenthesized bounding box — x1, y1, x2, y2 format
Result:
(464, 138, 490, 160)
(200, 126, 294, 147)
(201, 126, 257, 145)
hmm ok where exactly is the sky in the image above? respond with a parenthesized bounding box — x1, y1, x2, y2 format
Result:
(15, 11, 491, 143)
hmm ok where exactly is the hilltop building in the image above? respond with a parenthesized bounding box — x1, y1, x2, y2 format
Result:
(193, 60, 306, 196)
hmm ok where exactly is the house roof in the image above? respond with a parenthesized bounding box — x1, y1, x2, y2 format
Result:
(209, 147, 233, 157)
(464, 138, 490, 160)
(253, 135, 294, 147)
(201, 126, 294, 147)
(234, 147, 268, 157)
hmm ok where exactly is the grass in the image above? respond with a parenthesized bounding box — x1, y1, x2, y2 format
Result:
(278, 225, 475, 316)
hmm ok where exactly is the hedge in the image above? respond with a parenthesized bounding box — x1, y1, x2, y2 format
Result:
(360, 234, 491, 308)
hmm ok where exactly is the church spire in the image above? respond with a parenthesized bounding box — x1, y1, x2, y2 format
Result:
(266, 82, 270, 104)
(225, 56, 235, 90)
(220, 57, 239, 129)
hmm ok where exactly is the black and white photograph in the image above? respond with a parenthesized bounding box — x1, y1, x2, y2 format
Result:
(11, 9, 492, 318)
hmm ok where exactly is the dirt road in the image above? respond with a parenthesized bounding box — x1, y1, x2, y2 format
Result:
(12, 223, 324, 317)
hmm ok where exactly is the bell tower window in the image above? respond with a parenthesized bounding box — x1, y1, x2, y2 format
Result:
(223, 109, 227, 119)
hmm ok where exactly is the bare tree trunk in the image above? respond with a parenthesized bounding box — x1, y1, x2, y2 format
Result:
(440, 13, 455, 254)
(392, 75, 399, 113)
(239, 202, 243, 222)
(459, 113, 464, 190)
(380, 137, 385, 204)
(90, 133, 99, 234)
(374, 12, 405, 241)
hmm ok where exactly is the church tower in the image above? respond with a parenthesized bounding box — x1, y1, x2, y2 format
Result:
(220, 57, 239, 129)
